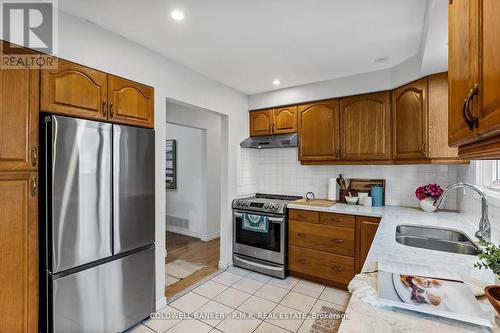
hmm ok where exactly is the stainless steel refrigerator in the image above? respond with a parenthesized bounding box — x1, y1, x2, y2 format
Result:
(40, 115, 155, 333)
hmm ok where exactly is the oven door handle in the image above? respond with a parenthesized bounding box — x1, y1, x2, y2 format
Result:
(234, 212, 284, 223)
(234, 255, 284, 271)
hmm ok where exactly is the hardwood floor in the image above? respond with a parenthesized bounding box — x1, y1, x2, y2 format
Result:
(165, 232, 220, 299)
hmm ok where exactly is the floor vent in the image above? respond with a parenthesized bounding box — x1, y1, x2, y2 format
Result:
(166, 215, 189, 229)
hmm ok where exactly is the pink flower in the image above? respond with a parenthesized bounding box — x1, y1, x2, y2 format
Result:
(415, 183, 444, 201)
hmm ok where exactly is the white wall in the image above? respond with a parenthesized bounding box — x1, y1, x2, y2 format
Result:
(48, 11, 248, 309)
(238, 148, 460, 210)
(166, 123, 206, 238)
(166, 102, 223, 241)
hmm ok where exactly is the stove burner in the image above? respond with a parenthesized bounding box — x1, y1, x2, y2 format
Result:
(232, 193, 302, 214)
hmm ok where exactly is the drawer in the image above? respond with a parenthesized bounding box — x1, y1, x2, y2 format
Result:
(289, 209, 319, 224)
(320, 213, 355, 229)
(288, 245, 355, 285)
(289, 220, 355, 256)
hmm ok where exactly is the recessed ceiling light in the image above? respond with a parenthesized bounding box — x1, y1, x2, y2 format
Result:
(272, 79, 281, 85)
(170, 10, 185, 21)
(374, 57, 390, 63)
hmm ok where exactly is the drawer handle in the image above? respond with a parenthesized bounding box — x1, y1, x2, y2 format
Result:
(297, 214, 306, 218)
(298, 259, 308, 263)
(330, 218, 343, 222)
(331, 266, 343, 272)
(331, 239, 344, 244)
(297, 233, 308, 238)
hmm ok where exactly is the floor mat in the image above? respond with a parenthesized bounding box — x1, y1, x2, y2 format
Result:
(166, 259, 206, 282)
(309, 306, 344, 333)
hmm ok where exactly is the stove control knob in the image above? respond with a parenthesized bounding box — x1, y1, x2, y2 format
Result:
(235, 201, 240, 206)
(245, 201, 251, 207)
(263, 203, 269, 209)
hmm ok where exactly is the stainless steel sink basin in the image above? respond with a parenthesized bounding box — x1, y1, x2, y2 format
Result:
(395, 225, 480, 255)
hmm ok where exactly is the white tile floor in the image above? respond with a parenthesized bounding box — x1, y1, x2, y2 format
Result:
(130, 267, 350, 333)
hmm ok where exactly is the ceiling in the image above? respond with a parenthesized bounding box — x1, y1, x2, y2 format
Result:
(59, 0, 429, 95)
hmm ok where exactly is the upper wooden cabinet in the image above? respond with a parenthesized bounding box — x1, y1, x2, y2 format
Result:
(0, 52, 39, 171)
(298, 100, 340, 162)
(449, 0, 500, 158)
(0, 172, 38, 333)
(108, 75, 154, 128)
(392, 78, 427, 160)
(41, 60, 155, 128)
(339, 92, 391, 160)
(41, 59, 108, 121)
(428, 73, 459, 160)
(249, 109, 272, 136)
(272, 106, 297, 134)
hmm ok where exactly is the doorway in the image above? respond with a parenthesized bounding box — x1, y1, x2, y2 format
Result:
(165, 101, 223, 299)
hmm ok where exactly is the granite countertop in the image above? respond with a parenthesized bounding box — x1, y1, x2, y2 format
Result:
(287, 202, 499, 332)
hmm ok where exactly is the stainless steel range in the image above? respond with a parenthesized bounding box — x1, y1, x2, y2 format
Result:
(232, 193, 302, 279)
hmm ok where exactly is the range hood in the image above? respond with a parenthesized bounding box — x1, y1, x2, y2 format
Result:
(240, 133, 298, 149)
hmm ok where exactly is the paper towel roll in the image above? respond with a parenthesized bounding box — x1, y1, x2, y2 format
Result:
(328, 178, 337, 201)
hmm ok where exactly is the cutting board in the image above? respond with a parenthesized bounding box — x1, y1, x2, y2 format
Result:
(292, 199, 337, 207)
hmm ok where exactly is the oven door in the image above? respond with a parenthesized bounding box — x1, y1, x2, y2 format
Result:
(233, 210, 285, 265)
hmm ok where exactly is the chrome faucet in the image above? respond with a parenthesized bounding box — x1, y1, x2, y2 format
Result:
(433, 182, 491, 242)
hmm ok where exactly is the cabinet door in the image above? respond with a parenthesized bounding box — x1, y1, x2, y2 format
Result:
(249, 109, 272, 136)
(448, 0, 478, 146)
(476, 0, 500, 138)
(41, 59, 108, 121)
(339, 92, 392, 160)
(0, 172, 38, 333)
(272, 106, 297, 134)
(0, 52, 39, 171)
(298, 100, 340, 161)
(356, 216, 380, 272)
(428, 73, 459, 159)
(392, 78, 427, 160)
(108, 75, 154, 128)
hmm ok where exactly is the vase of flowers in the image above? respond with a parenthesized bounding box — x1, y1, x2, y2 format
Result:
(415, 183, 444, 212)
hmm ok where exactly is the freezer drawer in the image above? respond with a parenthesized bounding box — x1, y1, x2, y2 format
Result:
(51, 247, 155, 333)
(113, 125, 155, 254)
(46, 115, 112, 273)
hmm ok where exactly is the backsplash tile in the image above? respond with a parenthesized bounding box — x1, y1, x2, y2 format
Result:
(237, 148, 460, 209)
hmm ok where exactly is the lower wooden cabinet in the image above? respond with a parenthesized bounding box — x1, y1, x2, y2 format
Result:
(356, 215, 380, 272)
(288, 209, 380, 288)
(0, 172, 38, 333)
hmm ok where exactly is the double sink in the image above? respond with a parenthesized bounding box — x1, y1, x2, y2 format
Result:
(395, 225, 480, 255)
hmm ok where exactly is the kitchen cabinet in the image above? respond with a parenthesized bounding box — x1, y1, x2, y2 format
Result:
(41, 59, 108, 121)
(392, 78, 427, 160)
(272, 106, 297, 134)
(449, 0, 500, 158)
(392, 74, 461, 163)
(288, 209, 380, 288)
(0, 172, 38, 333)
(356, 216, 380, 272)
(0, 53, 39, 171)
(249, 109, 272, 136)
(298, 100, 340, 162)
(107, 75, 154, 128)
(339, 92, 392, 161)
(427, 73, 460, 161)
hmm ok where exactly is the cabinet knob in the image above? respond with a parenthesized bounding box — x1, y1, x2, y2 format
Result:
(31, 176, 37, 197)
(461, 84, 479, 130)
(109, 103, 114, 117)
(102, 102, 107, 117)
(31, 147, 38, 167)
(331, 266, 343, 272)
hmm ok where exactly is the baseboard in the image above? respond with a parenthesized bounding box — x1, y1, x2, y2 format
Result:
(166, 226, 201, 239)
(155, 296, 167, 311)
(218, 260, 229, 270)
(201, 231, 220, 242)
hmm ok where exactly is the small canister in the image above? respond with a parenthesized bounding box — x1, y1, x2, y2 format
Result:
(371, 185, 384, 207)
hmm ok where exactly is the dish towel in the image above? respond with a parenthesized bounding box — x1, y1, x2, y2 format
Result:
(242, 213, 269, 233)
